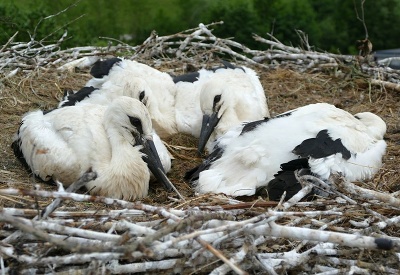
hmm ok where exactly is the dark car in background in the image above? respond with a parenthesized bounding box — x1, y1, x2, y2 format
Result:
(374, 48, 400, 70)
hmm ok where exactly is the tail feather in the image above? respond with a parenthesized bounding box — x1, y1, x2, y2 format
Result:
(261, 158, 314, 201)
(11, 133, 31, 171)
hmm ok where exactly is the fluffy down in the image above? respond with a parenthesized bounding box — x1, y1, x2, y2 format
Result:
(12, 97, 161, 200)
(187, 103, 386, 197)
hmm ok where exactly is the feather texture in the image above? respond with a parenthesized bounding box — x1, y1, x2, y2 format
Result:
(187, 103, 387, 197)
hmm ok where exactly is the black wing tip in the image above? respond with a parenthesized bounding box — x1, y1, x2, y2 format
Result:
(184, 146, 224, 183)
(173, 60, 246, 84)
(184, 165, 201, 182)
(63, 88, 74, 98)
(293, 129, 351, 160)
(11, 138, 21, 158)
(90, 57, 122, 78)
(220, 60, 235, 69)
(219, 60, 245, 72)
(240, 118, 270, 135)
(172, 71, 200, 83)
(263, 176, 303, 201)
(11, 136, 31, 172)
(279, 158, 310, 172)
(60, 86, 97, 107)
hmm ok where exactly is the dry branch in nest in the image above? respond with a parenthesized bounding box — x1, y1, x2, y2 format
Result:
(1, 22, 400, 274)
(1, 172, 400, 274)
(1, 21, 399, 90)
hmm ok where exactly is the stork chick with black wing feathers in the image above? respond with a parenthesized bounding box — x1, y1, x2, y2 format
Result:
(185, 103, 387, 199)
(12, 97, 180, 201)
(173, 60, 269, 154)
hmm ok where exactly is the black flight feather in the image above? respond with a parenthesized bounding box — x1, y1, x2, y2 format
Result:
(293, 129, 351, 160)
(239, 109, 297, 136)
(184, 146, 224, 183)
(11, 131, 29, 170)
(90, 57, 122, 78)
(172, 60, 245, 84)
(172, 71, 200, 83)
(240, 118, 270, 135)
(261, 158, 314, 201)
(218, 60, 245, 72)
(60, 86, 97, 107)
(63, 88, 74, 98)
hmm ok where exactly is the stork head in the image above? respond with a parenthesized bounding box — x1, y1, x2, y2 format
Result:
(198, 80, 225, 154)
(106, 97, 175, 192)
(354, 112, 387, 140)
(120, 77, 153, 107)
(106, 96, 152, 143)
(99, 75, 152, 107)
(198, 72, 259, 154)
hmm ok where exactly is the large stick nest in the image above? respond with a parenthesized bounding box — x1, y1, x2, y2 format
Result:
(1, 22, 400, 274)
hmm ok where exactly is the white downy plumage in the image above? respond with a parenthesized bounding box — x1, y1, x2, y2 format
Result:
(187, 103, 387, 197)
(174, 68, 216, 137)
(12, 97, 174, 200)
(174, 63, 269, 153)
(58, 78, 172, 173)
(86, 58, 178, 138)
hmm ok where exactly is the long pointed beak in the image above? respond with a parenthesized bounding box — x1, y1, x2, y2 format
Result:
(141, 138, 185, 200)
(141, 137, 165, 174)
(198, 112, 220, 155)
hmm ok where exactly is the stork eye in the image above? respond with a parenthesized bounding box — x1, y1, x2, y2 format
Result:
(128, 115, 144, 135)
(139, 91, 145, 102)
(213, 95, 221, 104)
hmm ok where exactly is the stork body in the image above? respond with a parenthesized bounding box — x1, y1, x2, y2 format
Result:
(12, 97, 174, 200)
(186, 103, 387, 197)
(57, 78, 172, 173)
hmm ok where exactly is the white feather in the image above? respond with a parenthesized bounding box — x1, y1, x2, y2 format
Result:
(85, 58, 178, 137)
(174, 65, 269, 152)
(14, 97, 158, 200)
(193, 103, 387, 196)
(199, 67, 269, 152)
(174, 69, 215, 137)
(58, 78, 172, 173)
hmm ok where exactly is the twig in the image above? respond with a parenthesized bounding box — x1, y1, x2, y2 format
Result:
(353, 0, 369, 39)
(0, 31, 19, 52)
(332, 174, 400, 208)
(41, 170, 97, 218)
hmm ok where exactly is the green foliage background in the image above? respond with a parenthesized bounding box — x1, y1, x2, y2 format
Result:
(1, 0, 399, 54)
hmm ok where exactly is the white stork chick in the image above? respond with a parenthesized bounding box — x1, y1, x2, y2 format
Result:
(185, 103, 387, 198)
(173, 61, 269, 153)
(86, 58, 178, 138)
(12, 97, 177, 201)
(58, 79, 172, 173)
(197, 66, 269, 154)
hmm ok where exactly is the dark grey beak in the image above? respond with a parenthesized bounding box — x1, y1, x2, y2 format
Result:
(140, 137, 185, 200)
(198, 112, 221, 155)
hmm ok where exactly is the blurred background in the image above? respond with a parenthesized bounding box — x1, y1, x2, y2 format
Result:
(1, 0, 399, 54)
